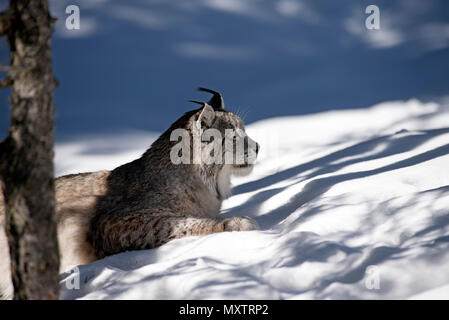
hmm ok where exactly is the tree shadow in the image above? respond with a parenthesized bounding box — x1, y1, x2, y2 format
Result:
(226, 128, 449, 230)
(257, 142, 449, 229)
(234, 128, 449, 196)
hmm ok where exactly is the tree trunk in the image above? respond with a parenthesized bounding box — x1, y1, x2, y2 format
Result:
(0, 0, 59, 299)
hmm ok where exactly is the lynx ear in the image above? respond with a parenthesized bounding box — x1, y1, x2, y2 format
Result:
(198, 87, 225, 110)
(196, 103, 216, 128)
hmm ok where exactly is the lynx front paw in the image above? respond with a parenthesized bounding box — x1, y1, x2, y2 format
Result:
(222, 216, 259, 232)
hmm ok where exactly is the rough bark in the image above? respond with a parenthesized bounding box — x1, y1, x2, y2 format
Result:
(0, 0, 59, 300)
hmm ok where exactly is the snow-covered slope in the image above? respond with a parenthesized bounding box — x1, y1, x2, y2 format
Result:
(59, 98, 449, 299)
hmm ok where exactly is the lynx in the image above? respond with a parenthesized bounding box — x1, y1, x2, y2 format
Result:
(0, 88, 260, 299)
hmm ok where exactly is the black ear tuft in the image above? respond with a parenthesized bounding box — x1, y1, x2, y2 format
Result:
(189, 100, 205, 106)
(198, 87, 225, 110)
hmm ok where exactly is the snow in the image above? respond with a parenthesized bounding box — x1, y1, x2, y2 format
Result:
(59, 98, 449, 299)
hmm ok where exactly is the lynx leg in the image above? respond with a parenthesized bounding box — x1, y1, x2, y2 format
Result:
(89, 214, 259, 258)
(168, 216, 259, 241)
(220, 216, 259, 232)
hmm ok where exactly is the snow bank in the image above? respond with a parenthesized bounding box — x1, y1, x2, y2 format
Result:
(59, 98, 449, 299)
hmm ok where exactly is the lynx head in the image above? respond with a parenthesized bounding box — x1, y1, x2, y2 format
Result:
(166, 88, 260, 199)
(188, 88, 259, 175)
